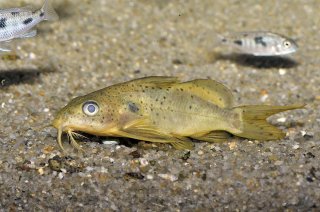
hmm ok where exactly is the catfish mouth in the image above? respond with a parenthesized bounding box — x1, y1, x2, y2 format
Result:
(56, 126, 86, 152)
(53, 114, 89, 152)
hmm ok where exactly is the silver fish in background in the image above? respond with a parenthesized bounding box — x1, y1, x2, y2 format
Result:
(219, 31, 298, 56)
(0, 0, 59, 52)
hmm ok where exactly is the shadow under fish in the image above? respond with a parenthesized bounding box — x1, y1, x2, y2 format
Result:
(215, 53, 299, 69)
(0, 67, 54, 88)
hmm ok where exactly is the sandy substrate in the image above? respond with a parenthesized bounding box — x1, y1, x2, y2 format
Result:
(0, 0, 320, 210)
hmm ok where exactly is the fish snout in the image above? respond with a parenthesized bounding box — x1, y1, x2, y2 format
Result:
(52, 116, 63, 129)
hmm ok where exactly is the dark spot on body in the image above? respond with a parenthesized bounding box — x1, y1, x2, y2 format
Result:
(221, 38, 227, 42)
(189, 105, 192, 109)
(254, 36, 267, 47)
(234, 40, 243, 46)
(40, 12, 45, 17)
(11, 12, 19, 16)
(172, 59, 183, 65)
(23, 17, 33, 25)
(0, 18, 7, 28)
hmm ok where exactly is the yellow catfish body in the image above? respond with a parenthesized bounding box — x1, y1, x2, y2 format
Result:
(52, 76, 304, 151)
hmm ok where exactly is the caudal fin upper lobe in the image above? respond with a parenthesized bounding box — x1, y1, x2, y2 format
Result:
(41, 0, 59, 21)
(234, 104, 305, 140)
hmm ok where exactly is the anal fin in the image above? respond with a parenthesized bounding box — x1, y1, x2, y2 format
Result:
(19, 30, 37, 38)
(171, 139, 194, 150)
(192, 130, 231, 142)
(0, 41, 12, 52)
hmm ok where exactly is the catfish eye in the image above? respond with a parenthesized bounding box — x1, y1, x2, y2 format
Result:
(82, 101, 99, 116)
(283, 40, 291, 48)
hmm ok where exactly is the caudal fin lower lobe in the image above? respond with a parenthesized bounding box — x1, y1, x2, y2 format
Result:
(234, 104, 305, 140)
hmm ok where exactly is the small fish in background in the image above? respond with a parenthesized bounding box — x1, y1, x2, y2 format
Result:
(52, 76, 305, 152)
(219, 31, 298, 56)
(0, 0, 59, 52)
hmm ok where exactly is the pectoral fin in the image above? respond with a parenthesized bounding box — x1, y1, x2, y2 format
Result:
(122, 118, 169, 140)
(191, 130, 231, 142)
(119, 117, 194, 149)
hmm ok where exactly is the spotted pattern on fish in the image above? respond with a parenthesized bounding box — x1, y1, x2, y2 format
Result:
(254, 36, 267, 47)
(23, 17, 33, 25)
(0, 0, 59, 48)
(128, 102, 140, 113)
(234, 40, 242, 46)
(52, 76, 305, 151)
(11, 12, 19, 16)
(220, 31, 298, 56)
(0, 18, 7, 28)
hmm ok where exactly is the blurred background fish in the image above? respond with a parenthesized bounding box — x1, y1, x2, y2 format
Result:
(219, 31, 298, 56)
(0, 0, 58, 52)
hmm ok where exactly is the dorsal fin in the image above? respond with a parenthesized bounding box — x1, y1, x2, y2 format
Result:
(178, 79, 234, 108)
(128, 76, 180, 87)
(0, 6, 33, 13)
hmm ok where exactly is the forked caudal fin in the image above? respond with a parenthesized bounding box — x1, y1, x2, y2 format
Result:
(41, 0, 59, 21)
(234, 104, 305, 140)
